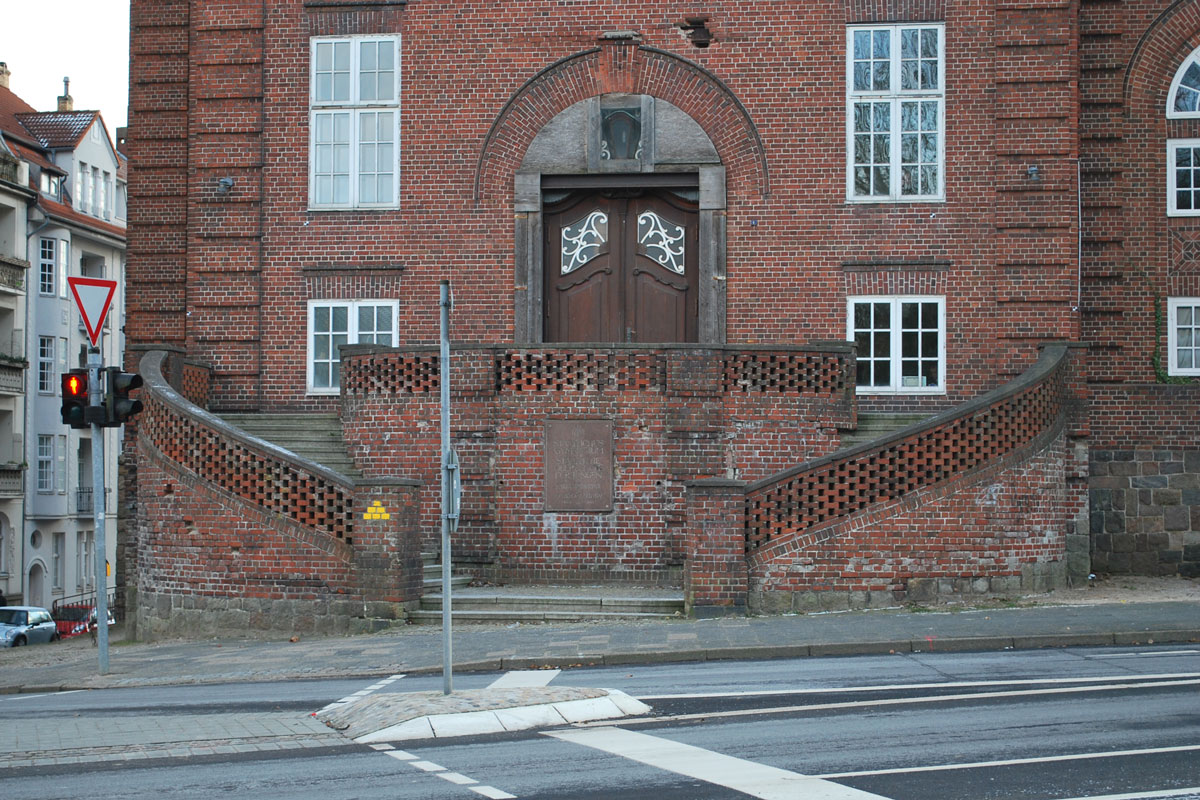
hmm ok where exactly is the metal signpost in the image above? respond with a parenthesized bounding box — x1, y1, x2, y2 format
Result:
(439, 280, 461, 695)
(64, 277, 138, 676)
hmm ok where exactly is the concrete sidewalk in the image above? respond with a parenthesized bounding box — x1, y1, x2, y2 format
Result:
(3, 596, 1198, 694)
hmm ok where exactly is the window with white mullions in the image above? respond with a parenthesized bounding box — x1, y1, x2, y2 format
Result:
(849, 296, 945, 393)
(1168, 298, 1200, 376)
(307, 300, 398, 393)
(309, 36, 399, 209)
(847, 24, 944, 202)
(1167, 140, 1200, 215)
(37, 337, 55, 393)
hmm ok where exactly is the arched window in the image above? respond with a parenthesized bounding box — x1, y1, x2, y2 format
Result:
(1167, 44, 1200, 117)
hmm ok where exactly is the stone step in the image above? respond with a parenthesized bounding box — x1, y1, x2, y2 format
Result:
(219, 413, 360, 478)
(839, 412, 932, 450)
(423, 575, 473, 591)
(415, 592, 685, 622)
(407, 608, 683, 624)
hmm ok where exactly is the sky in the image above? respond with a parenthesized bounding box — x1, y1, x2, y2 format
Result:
(3, 1, 131, 132)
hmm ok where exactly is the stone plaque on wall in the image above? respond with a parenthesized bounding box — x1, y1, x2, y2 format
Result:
(544, 419, 614, 512)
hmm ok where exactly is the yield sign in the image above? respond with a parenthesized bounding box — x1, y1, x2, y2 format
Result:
(68, 277, 118, 346)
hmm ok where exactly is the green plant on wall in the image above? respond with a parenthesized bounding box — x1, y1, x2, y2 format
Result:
(1153, 296, 1197, 384)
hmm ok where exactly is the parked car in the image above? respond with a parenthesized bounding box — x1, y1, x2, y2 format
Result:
(0, 606, 59, 647)
(53, 604, 114, 638)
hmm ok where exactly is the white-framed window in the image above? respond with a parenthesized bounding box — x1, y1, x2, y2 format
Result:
(37, 435, 54, 493)
(56, 434, 67, 493)
(37, 336, 55, 393)
(1169, 45, 1200, 117)
(1167, 139, 1200, 215)
(52, 532, 64, 589)
(101, 172, 111, 219)
(847, 24, 945, 202)
(38, 238, 55, 295)
(848, 295, 946, 393)
(309, 36, 400, 209)
(40, 171, 61, 199)
(77, 163, 89, 212)
(78, 531, 93, 588)
(1167, 297, 1200, 376)
(59, 240, 69, 299)
(91, 166, 100, 216)
(74, 164, 83, 210)
(115, 181, 127, 220)
(307, 299, 398, 393)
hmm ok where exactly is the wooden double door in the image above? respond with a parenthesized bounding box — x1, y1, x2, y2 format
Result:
(544, 189, 699, 343)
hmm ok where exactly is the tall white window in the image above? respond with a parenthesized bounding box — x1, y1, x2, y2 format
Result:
(101, 172, 111, 219)
(309, 36, 400, 209)
(74, 165, 83, 210)
(78, 531, 93, 588)
(78, 164, 90, 212)
(59, 240, 69, 299)
(115, 181, 127, 220)
(39, 238, 55, 295)
(1167, 298, 1200, 376)
(307, 300, 398, 393)
(56, 434, 67, 493)
(91, 166, 101, 216)
(847, 24, 944, 201)
(848, 296, 946, 393)
(52, 532, 64, 589)
(37, 435, 54, 492)
(37, 337, 55, 393)
(1167, 140, 1200, 215)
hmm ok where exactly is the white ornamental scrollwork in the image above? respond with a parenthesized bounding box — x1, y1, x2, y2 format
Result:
(561, 211, 608, 275)
(637, 211, 685, 274)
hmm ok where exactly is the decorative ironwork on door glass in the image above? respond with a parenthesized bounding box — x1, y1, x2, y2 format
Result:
(637, 211, 685, 274)
(561, 211, 608, 274)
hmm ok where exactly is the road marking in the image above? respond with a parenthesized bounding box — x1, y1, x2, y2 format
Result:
(1095, 651, 1200, 659)
(469, 787, 518, 799)
(489, 669, 561, 689)
(384, 749, 418, 761)
(1, 689, 84, 702)
(1052, 789, 1200, 800)
(411, 760, 446, 772)
(318, 673, 404, 713)
(547, 727, 892, 800)
(813, 743, 1200, 779)
(638, 672, 1200, 700)
(602, 677, 1200, 727)
(437, 772, 478, 785)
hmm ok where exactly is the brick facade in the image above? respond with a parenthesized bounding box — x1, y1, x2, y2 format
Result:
(122, 0, 1200, 634)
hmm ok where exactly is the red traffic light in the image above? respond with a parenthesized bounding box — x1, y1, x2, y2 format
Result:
(65, 373, 85, 397)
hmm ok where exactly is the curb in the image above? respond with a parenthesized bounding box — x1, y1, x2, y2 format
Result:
(8, 629, 1200, 694)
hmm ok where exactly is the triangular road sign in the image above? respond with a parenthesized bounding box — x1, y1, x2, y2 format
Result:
(67, 277, 118, 347)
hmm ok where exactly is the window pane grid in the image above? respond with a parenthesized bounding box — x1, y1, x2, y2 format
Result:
(1173, 300, 1200, 372)
(310, 36, 399, 208)
(310, 301, 398, 391)
(848, 25, 943, 201)
(850, 297, 943, 392)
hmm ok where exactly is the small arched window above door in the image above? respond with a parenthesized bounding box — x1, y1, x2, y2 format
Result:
(1168, 44, 1200, 117)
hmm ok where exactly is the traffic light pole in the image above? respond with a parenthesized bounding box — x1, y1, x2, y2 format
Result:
(86, 345, 109, 674)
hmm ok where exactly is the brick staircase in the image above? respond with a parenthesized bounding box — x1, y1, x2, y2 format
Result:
(218, 413, 360, 479)
(838, 412, 931, 451)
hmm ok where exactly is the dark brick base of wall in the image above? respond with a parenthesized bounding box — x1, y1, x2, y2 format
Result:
(1090, 449, 1200, 577)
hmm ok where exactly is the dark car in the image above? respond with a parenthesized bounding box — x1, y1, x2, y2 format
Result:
(0, 606, 59, 647)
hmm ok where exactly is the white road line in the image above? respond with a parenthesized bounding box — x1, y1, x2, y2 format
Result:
(488, 669, 561, 689)
(638, 672, 1200, 700)
(1, 689, 84, 702)
(384, 749, 418, 761)
(602, 678, 1200, 727)
(318, 673, 405, 713)
(813, 743, 1200, 779)
(1096, 651, 1200, 659)
(410, 760, 446, 772)
(436, 772, 478, 785)
(546, 727, 892, 800)
(469, 787, 518, 799)
(1052, 789, 1200, 800)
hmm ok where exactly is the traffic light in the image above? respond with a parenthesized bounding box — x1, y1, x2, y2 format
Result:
(60, 369, 90, 429)
(103, 368, 143, 426)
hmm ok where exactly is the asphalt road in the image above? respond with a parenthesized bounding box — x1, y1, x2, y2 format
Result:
(4, 646, 1199, 799)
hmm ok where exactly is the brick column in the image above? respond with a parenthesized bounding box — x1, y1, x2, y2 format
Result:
(684, 478, 748, 617)
(353, 479, 423, 617)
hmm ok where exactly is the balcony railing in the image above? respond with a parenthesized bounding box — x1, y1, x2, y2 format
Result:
(76, 486, 94, 515)
(0, 153, 18, 186)
(0, 361, 24, 395)
(0, 464, 23, 498)
(0, 256, 27, 293)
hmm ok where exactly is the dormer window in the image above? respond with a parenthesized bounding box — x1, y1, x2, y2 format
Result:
(39, 172, 61, 200)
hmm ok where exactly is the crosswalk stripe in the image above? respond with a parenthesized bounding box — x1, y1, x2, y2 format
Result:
(488, 669, 561, 689)
(545, 727, 892, 800)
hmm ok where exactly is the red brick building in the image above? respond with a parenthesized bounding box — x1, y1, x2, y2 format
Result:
(123, 0, 1199, 636)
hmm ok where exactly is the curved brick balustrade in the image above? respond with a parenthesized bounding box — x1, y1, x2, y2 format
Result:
(746, 344, 1078, 553)
(685, 344, 1089, 616)
(133, 350, 422, 640)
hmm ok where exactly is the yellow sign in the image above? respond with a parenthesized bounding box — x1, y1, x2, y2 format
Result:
(363, 501, 390, 521)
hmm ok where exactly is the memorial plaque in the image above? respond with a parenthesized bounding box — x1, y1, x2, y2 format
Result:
(544, 419, 614, 512)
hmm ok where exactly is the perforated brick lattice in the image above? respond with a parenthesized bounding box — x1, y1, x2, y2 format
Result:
(143, 399, 354, 543)
(342, 353, 439, 395)
(497, 351, 666, 392)
(723, 352, 850, 394)
(745, 366, 1067, 551)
